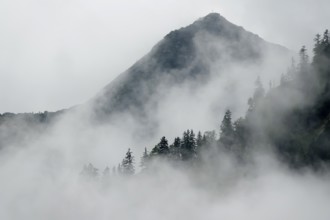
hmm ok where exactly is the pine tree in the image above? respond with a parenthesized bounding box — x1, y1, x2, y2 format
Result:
(313, 34, 322, 61)
(313, 30, 330, 80)
(169, 137, 181, 160)
(322, 29, 329, 47)
(140, 147, 149, 170)
(219, 110, 234, 148)
(189, 130, 197, 157)
(203, 130, 216, 148)
(299, 46, 310, 77)
(300, 46, 309, 65)
(248, 77, 265, 112)
(181, 130, 196, 160)
(196, 131, 203, 146)
(196, 131, 203, 149)
(121, 148, 135, 176)
(158, 136, 170, 155)
(233, 117, 247, 150)
(150, 137, 170, 158)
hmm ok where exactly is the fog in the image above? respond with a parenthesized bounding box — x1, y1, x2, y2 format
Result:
(1, 1, 330, 219)
(0, 30, 326, 220)
(1, 141, 330, 219)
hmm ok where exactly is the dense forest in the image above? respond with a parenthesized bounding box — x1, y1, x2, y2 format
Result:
(81, 30, 330, 180)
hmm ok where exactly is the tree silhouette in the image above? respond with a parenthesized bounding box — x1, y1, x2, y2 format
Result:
(121, 148, 135, 176)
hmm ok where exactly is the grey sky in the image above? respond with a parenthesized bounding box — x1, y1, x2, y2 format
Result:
(0, 0, 329, 113)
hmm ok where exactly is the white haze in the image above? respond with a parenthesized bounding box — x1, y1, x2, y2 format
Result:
(1, 140, 330, 220)
(1, 1, 330, 219)
(0, 30, 324, 220)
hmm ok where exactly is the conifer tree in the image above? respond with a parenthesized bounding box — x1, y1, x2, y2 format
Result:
(313, 34, 322, 62)
(322, 29, 329, 47)
(196, 131, 203, 151)
(219, 110, 234, 148)
(140, 147, 149, 170)
(158, 136, 170, 155)
(233, 117, 247, 151)
(299, 46, 310, 77)
(189, 129, 196, 149)
(299, 46, 309, 65)
(181, 130, 196, 160)
(313, 30, 330, 80)
(150, 137, 170, 158)
(248, 77, 265, 112)
(203, 130, 216, 148)
(121, 148, 135, 175)
(196, 131, 203, 146)
(169, 137, 181, 160)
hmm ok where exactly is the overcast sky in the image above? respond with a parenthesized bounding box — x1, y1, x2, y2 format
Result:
(0, 0, 329, 113)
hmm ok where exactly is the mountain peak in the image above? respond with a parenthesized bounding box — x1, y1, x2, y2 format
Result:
(190, 12, 242, 36)
(199, 12, 225, 22)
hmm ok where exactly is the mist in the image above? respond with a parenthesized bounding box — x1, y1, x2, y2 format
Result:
(1, 138, 330, 219)
(0, 34, 325, 220)
(1, 1, 330, 220)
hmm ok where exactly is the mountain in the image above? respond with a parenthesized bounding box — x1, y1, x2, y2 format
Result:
(122, 30, 330, 168)
(89, 13, 290, 122)
(0, 13, 291, 148)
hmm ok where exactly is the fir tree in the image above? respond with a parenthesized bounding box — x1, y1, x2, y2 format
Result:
(121, 148, 135, 176)
(181, 130, 196, 160)
(169, 137, 181, 160)
(313, 33, 322, 63)
(196, 131, 203, 151)
(219, 110, 234, 148)
(248, 77, 265, 112)
(196, 131, 203, 146)
(150, 137, 170, 158)
(189, 130, 197, 157)
(203, 130, 216, 148)
(158, 136, 170, 155)
(233, 117, 247, 151)
(299, 46, 310, 77)
(313, 30, 330, 80)
(140, 147, 149, 170)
